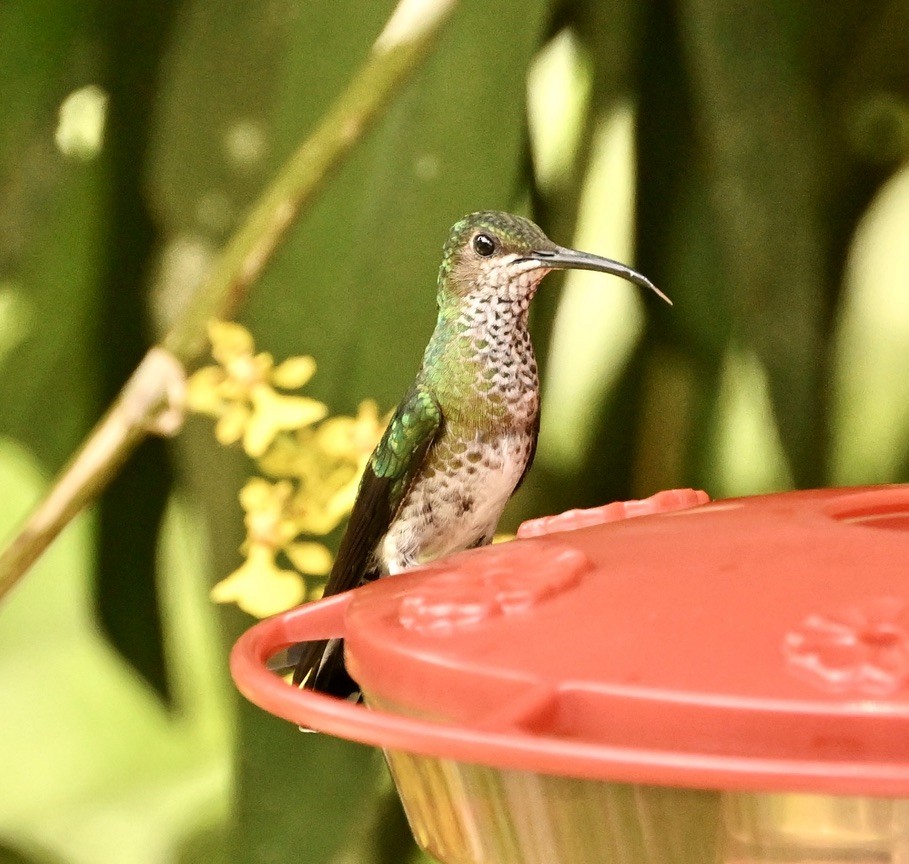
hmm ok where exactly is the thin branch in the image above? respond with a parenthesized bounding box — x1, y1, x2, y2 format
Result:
(0, 0, 458, 602)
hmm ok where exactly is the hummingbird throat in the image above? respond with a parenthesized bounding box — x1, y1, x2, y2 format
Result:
(425, 287, 541, 430)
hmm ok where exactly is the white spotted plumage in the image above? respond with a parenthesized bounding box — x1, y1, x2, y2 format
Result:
(379, 259, 547, 573)
(380, 430, 534, 572)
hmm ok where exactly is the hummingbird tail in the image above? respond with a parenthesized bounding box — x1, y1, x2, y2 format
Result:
(292, 637, 361, 700)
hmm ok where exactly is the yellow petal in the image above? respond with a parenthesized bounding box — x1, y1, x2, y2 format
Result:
(215, 402, 250, 445)
(218, 376, 251, 402)
(251, 352, 276, 380)
(325, 478, 359, 524)
(210, 544, 305, 618)
(239, 477, 276, 513)
(271, 355, 317, 390)
(186, 366, 228, 415)
(257, 433, 310, 477)
(243, 386, 328, 457)
(316, 415, 358, 458)
(315, 400, 385, 460)
(243, 414, 278, 458)
(357, 399, 380, 420)
(352, 400, 387, 451)
(222, 352, 272, 395)
(240, 479, 297, 548)
(209, 320, 254, 365)
(294, 504, 346, 537)
(259, 388, 328, 429)
(355, 398, 384, 433)
(285, 541, 333, 575)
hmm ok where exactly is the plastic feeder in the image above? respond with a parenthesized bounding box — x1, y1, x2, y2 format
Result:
(231, 485, 909, 864)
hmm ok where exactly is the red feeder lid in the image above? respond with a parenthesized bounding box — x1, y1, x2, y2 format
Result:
(232, 485, 909, 795)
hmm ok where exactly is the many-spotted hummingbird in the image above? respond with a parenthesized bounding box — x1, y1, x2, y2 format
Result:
(293, 211, 668, 696)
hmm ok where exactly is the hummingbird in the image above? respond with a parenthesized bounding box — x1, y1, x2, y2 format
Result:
(293, 211, 668, 696)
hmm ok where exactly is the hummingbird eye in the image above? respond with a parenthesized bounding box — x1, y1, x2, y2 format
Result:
(472, 233, 497, 257)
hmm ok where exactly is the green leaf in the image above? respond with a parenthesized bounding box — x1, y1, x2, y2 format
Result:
(0, 0, 103, 471)
(675, 0, 830, 485)
(0, 439, 229, 864)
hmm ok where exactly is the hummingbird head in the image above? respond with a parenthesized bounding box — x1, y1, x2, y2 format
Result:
(437, 211, 670, 306)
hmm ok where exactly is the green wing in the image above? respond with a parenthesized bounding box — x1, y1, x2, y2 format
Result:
(324, 384, 442, 597)
(293, 385, 442, 692)
(371, 386, 443, 488)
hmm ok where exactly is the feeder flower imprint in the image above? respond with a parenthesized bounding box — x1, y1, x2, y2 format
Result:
(783, 596, 909, 696)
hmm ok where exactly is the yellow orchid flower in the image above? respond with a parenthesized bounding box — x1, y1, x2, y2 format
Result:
(188, 322, 389, 618)
(187, 320, 327, 459)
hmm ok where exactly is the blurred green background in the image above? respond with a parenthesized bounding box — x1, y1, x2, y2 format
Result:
(1, 0, 908, 861)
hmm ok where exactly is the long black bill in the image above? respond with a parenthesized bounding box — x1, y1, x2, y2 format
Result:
(528, 246, 671, 305)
